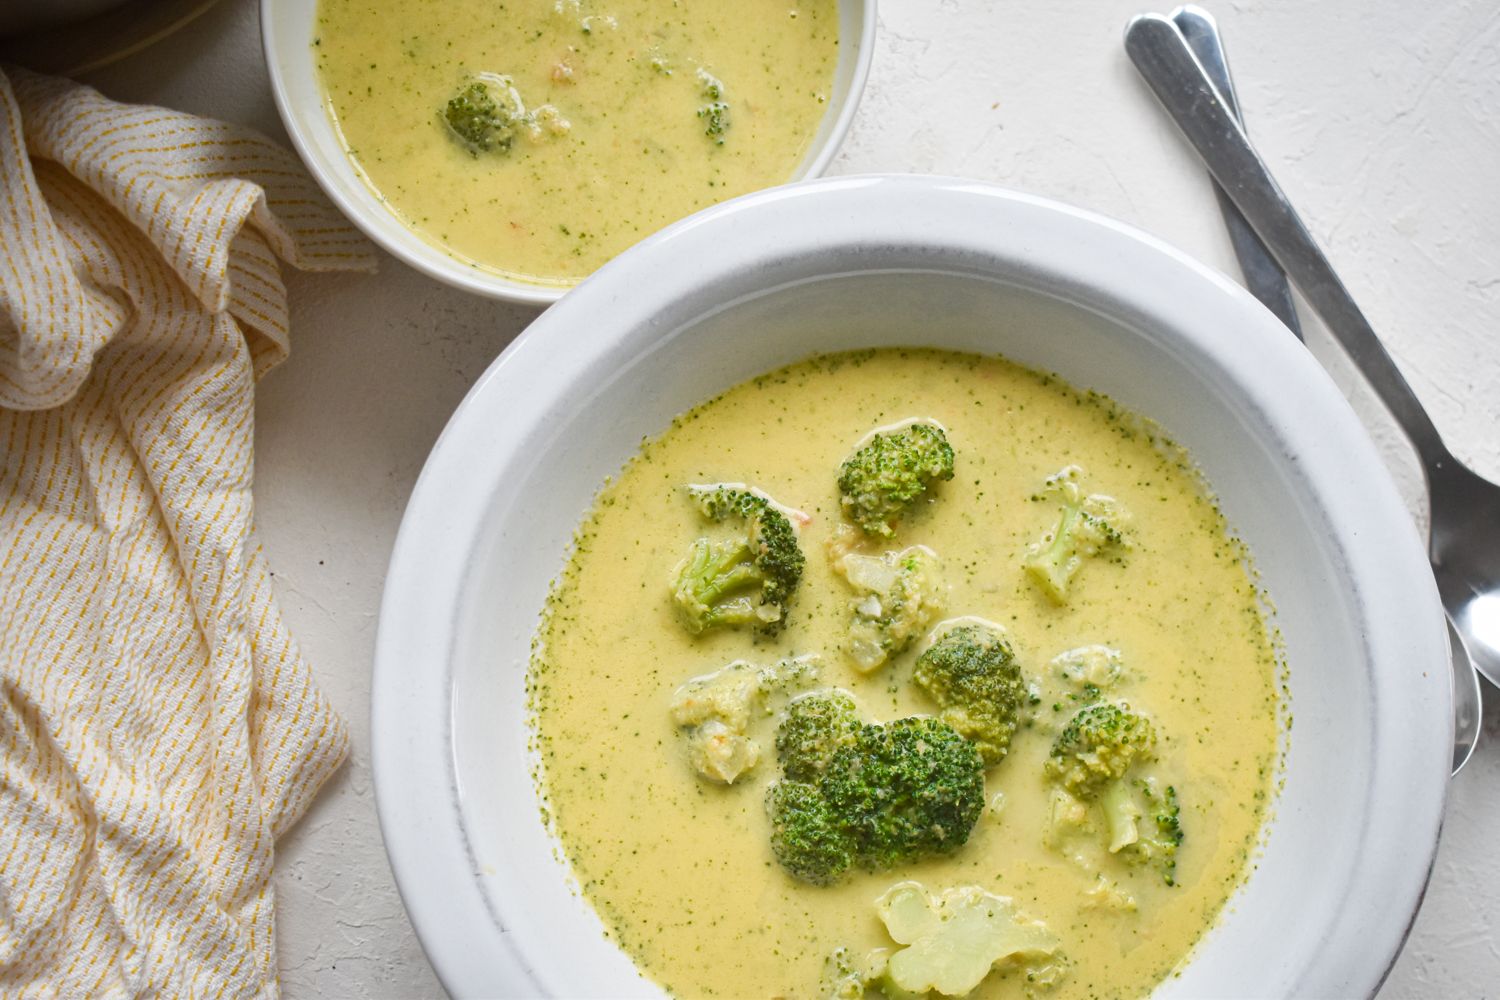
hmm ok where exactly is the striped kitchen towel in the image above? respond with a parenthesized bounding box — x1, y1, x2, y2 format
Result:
(0, 66, 373, 995)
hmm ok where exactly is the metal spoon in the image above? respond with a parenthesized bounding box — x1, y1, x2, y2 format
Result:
(1126, 9, 1485, 772)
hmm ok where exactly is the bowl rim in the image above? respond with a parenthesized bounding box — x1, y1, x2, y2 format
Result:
(371, 174, 1451, 997)
(259, 0, 877, 306)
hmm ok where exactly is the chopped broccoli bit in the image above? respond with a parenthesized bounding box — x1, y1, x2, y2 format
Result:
(913, 621, 1027, 766)
(875, 882, 1063, 998)
(821, 947, 869, 1000)
(1081, 873, 1138, 913)
(1023, 466, 1129, 604)
(442, 80, 519, 155)
(1042, 786, 1092, 852)
(777, 689, 863, 782)
(698, 101, 730, 142)
(670, 656, 818, 784)
(696, 69, 730, 143)
(1044, 701, 1156, 801)
(767, 710, 985, 884)
(768, 780, 856, 885)
(1052, 644, 1124, 698)
(829, 537, 947, 672)
(671, 484, 806, 636)
(821, 719, 985, 872)
(838, 423, 956, 536)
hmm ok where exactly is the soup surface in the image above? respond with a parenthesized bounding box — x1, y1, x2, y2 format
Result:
(314, 0, 838, 286)
(530, 349, 1281, 998)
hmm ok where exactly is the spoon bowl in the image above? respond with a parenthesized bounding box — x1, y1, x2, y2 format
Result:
(1448, 616, 1483, 773)
(1431, 457, 1500, 687)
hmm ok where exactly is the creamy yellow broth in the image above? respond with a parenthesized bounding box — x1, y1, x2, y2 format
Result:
(314, 0, 837, 286)
(531, 350, 1282, 998)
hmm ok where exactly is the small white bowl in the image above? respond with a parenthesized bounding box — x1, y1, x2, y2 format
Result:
(261, 0, 876, 307)
(372, 176, 1451, 996)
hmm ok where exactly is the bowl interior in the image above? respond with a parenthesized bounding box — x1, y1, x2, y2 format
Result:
(375, 180, 1449, 998)
(261, 0, 875, 305)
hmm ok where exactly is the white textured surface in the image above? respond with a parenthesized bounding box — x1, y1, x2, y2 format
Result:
(79, 0, 1500, 995)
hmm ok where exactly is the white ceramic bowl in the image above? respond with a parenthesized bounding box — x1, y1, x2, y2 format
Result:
(372, 176, 1451, 997)
(261, 0, 875, 307)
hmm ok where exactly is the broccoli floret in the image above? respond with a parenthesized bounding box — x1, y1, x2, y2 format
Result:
(696, 69, 731, 144)
(913, 622, 1028, 766)
(441, 75, 570, 156)
(1022, 466, 1129, 604)
(838, 423, 956, 536)
(1116, 780, 1183, 886)
(821, 719, 985, 872)
(1044, 703, 1182, 886)
(442, 79, 520, 155)
(766, 713, 985, 884)
(1045, 701, 1156, 801)
(874, 882, 1063, 998)
(670, 657, 818, 784)
(830, 540, 947, 673)
(671, 485, 806, 636)
(777, 689, 863, 781)
(767, 780, 856, 886)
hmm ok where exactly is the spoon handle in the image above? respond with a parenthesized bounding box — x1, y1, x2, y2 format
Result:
(1170, 5, 1303, 341)
(1124, 13, 1447, 467)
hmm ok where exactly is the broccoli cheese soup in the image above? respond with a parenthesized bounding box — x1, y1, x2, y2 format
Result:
(314, 0, 838, 287)
(529, 349, 1283, 999)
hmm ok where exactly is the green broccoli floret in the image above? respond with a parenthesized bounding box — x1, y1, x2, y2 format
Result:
(838, 423, 956, 536)
(913, 621, 1027, 766)
(777, 689, 863, 782)
(1115, 780, 1183, 886)
(696, 69, 730, 144)
(767, 780, 857, 886)
(1045, 701, 1156, 801)
(821, 718, 985, 872)
(1044, 703, 1182, 886)
(767, 712, 985, 884)
(442, 79, 520, 155)
(829, 537, 947, 673)
(1022, 466, 1129, 604)
(874, 881, 1063, 998)
(671, 485, 805, 636)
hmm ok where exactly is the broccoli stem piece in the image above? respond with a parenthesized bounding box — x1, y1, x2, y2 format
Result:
(874, 882, 1063, 998)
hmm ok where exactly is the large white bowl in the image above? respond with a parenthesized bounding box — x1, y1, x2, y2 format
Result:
(372, 176, 1451, 997)
(261, 0, 875, 307)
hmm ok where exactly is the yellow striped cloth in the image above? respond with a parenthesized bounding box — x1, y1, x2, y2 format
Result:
(0, 66, 373, 995)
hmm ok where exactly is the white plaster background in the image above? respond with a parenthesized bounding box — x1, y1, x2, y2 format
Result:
(78, 0, 1500, 995)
